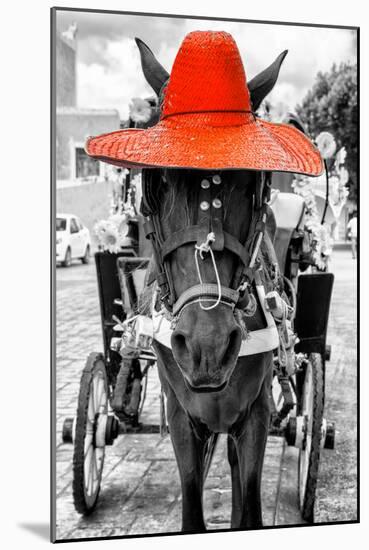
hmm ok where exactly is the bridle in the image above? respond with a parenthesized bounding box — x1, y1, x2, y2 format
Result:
(140, 169, 272, 323)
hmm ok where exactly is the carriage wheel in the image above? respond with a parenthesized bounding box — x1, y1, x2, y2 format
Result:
(298, 353, 324, 523)
(72, 353, 108, 515)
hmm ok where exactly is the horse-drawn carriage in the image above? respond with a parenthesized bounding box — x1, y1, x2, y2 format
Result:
(62, 30, 337, 530)
(62, 187, 335, 525)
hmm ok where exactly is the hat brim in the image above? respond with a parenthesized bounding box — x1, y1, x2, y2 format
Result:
(85, 115, 323, 176)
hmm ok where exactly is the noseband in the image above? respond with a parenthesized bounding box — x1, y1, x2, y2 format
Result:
(141, 170, 271, 322)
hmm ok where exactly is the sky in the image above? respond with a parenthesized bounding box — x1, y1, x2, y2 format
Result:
(56, 10, 357, 120)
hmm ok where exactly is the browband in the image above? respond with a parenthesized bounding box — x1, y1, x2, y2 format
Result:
(159, 225, 250, 266)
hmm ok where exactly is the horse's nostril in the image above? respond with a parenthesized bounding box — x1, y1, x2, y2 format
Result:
(171, 331, 190, 361)
(222, 327, 242, 365)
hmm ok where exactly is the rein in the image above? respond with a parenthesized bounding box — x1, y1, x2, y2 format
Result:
(141, 170, 272, 325)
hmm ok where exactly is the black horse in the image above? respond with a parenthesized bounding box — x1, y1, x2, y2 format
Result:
(136, 38, 287, 531)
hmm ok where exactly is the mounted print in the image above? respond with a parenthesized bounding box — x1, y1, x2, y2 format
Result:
(51, 7, 358, 542)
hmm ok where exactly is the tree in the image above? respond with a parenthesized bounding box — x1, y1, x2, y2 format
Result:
(296, 63, 357, 203)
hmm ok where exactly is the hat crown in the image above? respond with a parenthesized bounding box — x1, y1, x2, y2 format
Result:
(162, 31, 251, 118)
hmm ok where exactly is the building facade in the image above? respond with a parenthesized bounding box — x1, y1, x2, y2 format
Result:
(56, 107, 119, 183)
(55, 30, 120, 188)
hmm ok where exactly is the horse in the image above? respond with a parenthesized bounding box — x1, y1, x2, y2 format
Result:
(134, 37, 288, 531)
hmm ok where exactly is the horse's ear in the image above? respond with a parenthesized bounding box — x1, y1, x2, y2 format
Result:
(135, 37, 169, 96)
(248, 50, 288, 111)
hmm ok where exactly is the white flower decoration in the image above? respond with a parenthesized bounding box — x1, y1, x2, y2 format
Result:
(315, 132, 337, 159)
(335, 147, 347, 166)
(109, 213, 130, 235)
(129, 97, 152, 123)
(339, 167, 349, 186)
(94, 220, 122, 253)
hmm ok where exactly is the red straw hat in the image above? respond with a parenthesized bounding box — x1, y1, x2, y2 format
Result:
(86, 31, 323, 176)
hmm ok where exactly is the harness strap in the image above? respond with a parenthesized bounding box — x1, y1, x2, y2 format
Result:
(233, 202, 268, 290)
(143, 219, 155, 238)
(161, 225, 250, 265)
(146, 214, 173, 308)
(172, 284, 239, 316)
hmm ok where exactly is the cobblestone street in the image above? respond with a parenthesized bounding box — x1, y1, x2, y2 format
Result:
(54, 249, 357, 541)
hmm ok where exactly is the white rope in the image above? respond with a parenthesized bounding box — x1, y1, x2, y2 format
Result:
(194, 232, 222, 311)
(195, 231, 216, 259)
(283, 276, 297, 321)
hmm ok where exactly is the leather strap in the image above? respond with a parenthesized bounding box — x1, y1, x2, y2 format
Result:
(160, 225, 250, 265)
(211, 179, 224, 251)
(161, 225, 199, 258)
(143, 219, 155, 239)
(172, 284, 240, 316)
(197, 179, 212, 246)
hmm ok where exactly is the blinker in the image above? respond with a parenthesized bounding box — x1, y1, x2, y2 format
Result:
(201, 179, 210, 189)
(212, 175, 221, 185)
(200, 201, 210, 211)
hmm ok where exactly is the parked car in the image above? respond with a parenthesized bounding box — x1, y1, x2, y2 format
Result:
(56, 214, 91, 267)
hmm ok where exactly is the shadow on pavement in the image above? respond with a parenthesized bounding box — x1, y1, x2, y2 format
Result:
(18, 523, 49, 541)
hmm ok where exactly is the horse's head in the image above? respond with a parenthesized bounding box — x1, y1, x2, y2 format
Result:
(135, 35, 289, 392)
(142, 168, 260, 392)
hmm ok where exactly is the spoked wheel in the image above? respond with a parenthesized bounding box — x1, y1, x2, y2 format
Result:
(298, 353, 324, 523)
(73, 353, 108, 515)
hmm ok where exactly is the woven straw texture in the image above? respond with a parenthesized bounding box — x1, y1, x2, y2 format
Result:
(85, 31, 323, 176)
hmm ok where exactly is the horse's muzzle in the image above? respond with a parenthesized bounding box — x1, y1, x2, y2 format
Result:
(171, 317, 242, 392)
